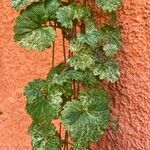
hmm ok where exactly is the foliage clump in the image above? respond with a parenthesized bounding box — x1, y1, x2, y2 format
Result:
(12, 0, 121, 149)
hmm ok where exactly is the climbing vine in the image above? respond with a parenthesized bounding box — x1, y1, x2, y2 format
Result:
(12, 0, 122, 149)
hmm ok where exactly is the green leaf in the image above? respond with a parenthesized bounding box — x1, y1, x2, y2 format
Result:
(61, 89, 110, 146)
(24, 79, 63, 122)
(14, 2, 56, 51)
(68, 54, 95, 71)
(103, 44, 118, 56)
(47, 62, 67, 80)
(84, 24, 103, 48)
(29, 122, 62, 150)
(95, 0, 121, 12)
(71, 143, 89, 150)
(11, 0, 41, 10)
(56, 5, 74, 28)
(93, 60, 120, 83)
(101, 25, 121, 56)
(44, 0, 61, 19)
(69, 34, 87, 52)
(56, 4, 91, 28)
(46, 62, 73, 99)
(52, 69, 99, 87)
(70, 24, 102, 51)
(77, 70, 99, 87)
(68, 69, 99, 87)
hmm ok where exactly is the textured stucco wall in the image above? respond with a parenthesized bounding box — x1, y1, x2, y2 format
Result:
(0, 0, 150, 150)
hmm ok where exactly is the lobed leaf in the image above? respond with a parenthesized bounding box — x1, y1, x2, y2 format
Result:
(24, 79, 63, 122)
(93, 60, 120, 83)
(29, 122, 62, 150)
(68, 53, 95, 71)
(61, 89, 110, 146)
(70, 24, 103, 52)
(14, 2, 56, 51)
(56, 4, 91, 28)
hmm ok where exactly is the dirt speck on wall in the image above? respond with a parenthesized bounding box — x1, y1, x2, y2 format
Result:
(0, 0, 150, 150)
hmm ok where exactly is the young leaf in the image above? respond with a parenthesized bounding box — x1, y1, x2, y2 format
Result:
(11, 0, 41, 10)
(24, 79, 63, 122)
(14, 2, 56, 51)
(95, 0, 121, 12)
(93, 60, 120, 83)
(29, 122, 62, 150)
(61, 89, 110, 146)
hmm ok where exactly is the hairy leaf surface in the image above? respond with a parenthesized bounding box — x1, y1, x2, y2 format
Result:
(14, 2, 56, 51)
(61, 89, 110, 145)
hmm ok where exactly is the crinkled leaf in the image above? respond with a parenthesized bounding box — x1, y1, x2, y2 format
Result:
(93, 60, 120, 83)
(56, 4, 91, 28)
(29, 122, 62, 150)
(61, 89, 110, 145)
(95, 0, 121, 12)
(14, 2, 56, 51)
(11, 0, 41, 10)
(68, 54, 95, 71)
(24, 79, 63, 122)
(101, 25, 121, 55)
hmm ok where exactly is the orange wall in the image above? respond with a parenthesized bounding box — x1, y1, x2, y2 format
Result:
(0, 0, 150, 149)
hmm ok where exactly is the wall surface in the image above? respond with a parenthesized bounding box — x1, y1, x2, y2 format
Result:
(0, 0, 150, 150)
